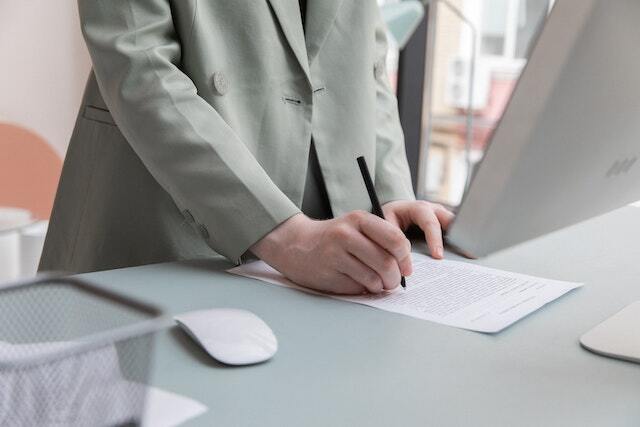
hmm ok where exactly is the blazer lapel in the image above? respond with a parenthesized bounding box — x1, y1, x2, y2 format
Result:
(305, 0, 344, 65)
(267, 0, 310, 80)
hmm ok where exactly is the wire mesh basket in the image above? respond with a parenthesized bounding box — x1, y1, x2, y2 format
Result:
(0, 275, 170, 426)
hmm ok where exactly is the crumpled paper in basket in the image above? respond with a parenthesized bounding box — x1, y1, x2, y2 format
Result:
(0, 340, 147, 426)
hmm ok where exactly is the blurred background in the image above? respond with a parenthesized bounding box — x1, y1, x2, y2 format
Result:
(381, 0, 554, 206)
(0, 1, 90, 281)
(5, 0, 627, 283)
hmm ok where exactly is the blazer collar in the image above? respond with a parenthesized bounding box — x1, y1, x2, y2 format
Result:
(267, 0, 310, 80)
(304, 0, 344, 64)
(267, 0, 344, 79)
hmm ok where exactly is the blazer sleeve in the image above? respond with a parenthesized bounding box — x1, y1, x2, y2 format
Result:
(372, 7, 417, 204)
(77, 0, 300, 263)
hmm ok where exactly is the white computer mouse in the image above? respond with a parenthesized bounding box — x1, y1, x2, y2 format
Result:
(174, 308, 278, 365)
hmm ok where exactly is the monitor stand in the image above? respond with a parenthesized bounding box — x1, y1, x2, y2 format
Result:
(580, 301, 640, 364)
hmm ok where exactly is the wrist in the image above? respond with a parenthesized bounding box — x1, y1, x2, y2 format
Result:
(250, 213, 311, 263)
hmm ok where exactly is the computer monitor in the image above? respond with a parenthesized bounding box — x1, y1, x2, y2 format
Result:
(446, 0, 640, 258)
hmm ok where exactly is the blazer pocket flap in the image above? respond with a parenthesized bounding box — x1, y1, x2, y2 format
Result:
(83, 105, 116, 125)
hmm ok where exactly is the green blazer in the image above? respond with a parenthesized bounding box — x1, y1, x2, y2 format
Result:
(40, 0, 415, 273)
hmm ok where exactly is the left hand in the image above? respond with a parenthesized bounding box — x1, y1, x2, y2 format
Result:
(382, 200, 455, 259)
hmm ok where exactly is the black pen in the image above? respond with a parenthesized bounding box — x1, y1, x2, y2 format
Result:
(356, 156, 406, 289)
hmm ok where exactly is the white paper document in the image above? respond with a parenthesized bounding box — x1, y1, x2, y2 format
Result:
(142, 387, 208, 427)
(228, 253, 582, 333)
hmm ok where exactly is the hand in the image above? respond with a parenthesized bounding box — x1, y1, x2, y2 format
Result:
(382, 200, 455, 259)
(250, 211, 412, 295)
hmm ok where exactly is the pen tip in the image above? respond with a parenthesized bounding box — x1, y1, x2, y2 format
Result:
(401, 277, 406, 289)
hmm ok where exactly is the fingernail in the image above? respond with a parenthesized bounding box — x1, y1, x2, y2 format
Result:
(435, 247, 443, 258)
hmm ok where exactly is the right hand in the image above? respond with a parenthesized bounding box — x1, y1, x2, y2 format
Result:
(250, 211, 413, 295)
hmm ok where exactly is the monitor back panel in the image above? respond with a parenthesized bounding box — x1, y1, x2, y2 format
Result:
(448, 0, 640, 257)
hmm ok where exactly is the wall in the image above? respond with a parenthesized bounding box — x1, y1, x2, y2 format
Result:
(0, 0, 91, 157)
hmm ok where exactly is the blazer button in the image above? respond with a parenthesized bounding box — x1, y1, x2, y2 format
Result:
(212, 72, 229, 96)
(374, 60, 385, 80)
(198, 224, 210, 240)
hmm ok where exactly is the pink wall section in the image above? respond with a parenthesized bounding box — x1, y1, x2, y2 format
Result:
(0, 123, 61, 219)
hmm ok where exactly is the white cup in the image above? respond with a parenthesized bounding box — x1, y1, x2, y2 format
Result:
(19, 221, 49, 278)
(0, 207, 33, 284)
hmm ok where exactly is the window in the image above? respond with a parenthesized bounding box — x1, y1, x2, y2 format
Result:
(417, 0, 553, 206)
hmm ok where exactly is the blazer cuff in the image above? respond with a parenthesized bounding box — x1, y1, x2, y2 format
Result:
(201, 200, 301, 265)
(377, 178, 416, 206)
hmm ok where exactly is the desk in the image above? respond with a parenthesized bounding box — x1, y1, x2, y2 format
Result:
(81, 206, 640, 427)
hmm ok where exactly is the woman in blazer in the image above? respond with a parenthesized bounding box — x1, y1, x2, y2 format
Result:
(41, 0, 453, 294)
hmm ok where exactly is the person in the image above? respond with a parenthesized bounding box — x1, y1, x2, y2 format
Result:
(40, 0, 454, 295)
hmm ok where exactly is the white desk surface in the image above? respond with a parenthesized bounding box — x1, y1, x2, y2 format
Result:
(82, 206, 640, 427)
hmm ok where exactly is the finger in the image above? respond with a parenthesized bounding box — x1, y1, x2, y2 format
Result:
(336, 253, 385, 294)
(332, 272, 368, 295)
(381, 203, 404, 229)
(344, 232, 402, 290)
(433, 204, 455, 230)
(358, 215, 412, 274)
(412, 205, 445, 259)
